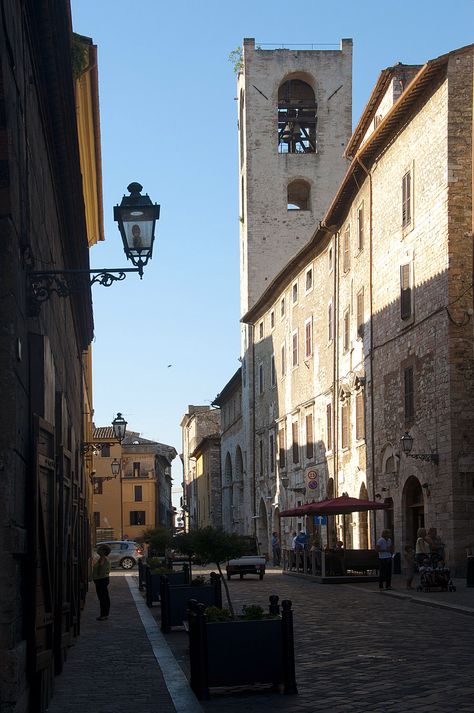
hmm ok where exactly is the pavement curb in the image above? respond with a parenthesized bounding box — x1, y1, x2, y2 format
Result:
(344, 583, 474, 617)
(126, 576, 204, 713)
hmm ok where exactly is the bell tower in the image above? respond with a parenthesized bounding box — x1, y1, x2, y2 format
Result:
(238, 38, 353, 316)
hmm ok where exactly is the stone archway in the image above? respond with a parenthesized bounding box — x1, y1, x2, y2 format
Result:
(402, 476, 424, 547)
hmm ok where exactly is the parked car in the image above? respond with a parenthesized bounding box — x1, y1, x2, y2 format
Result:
(94, 540, 143, 570)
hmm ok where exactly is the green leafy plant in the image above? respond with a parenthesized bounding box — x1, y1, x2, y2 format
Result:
(173, 527, 246, 617)
(229, 46, 243, 74)
(240, 604, 265, 620)
(204, 606, 232, 623)
(143, 526, 172, 556)
(149, 566, 173, 575)
(191, 575, 207, 587)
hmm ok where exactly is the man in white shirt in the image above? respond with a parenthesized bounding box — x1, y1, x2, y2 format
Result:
(376, 529, 393, 590)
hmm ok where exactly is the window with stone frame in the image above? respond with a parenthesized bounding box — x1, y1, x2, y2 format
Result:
(270, 310, 275, 329)
(326, 403, 333, 451)
(269, 433, 275, 473)
(278, 79, 317, 154)
(306, 413, 314, 459)
(400, 262, 413, 320)
(130, 511, 145, 526)
(356, 288, 364, 339)
(292, 281, 298, 304)
(305, 317, 313, 358)
(343, 225, 351, 273)
(292, 421, 300, 464)
(402, 170, 412, 227)
(271, 354, 276, 387)
(328, 300, 334, 342)
(281, 342, 286, 377)
(279, 426, 286, 469)
(292, 330, 298, 367)
(93, 511, 100, 528)
(259, 439, 264, 477)
(305, 267, 313, 292)
(258, 362, 264, 395)
(343, 308, 350, 353)
(341, 401, 350, 449)
(133, 462, 141, 478)
(93, 479, 103, 495)
(280, 296, 285, 318)
(355, 391, 365, 440)
(404, 366, 415, 423)
(259, 320, 264, 339)
(134, 485, 143, 502)
(357, 201, 364, 252)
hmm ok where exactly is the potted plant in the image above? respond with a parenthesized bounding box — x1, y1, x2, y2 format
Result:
(174, 528, 297, 699)
(160, 572, 222, 633)
(187, 596, 297, 699)
(145, 558, 190, 608)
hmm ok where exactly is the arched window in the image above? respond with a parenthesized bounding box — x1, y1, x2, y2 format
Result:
(278, 79, 317, 154)
(287, 179, 310, 210)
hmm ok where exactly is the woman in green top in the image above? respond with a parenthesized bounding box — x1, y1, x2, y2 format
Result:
(93, 544, 111, 620)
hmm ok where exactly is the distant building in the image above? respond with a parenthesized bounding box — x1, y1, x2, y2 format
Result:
(180, 406, 221, 530)
(212, 368, 245, 533)
(92, 429, 177, 541)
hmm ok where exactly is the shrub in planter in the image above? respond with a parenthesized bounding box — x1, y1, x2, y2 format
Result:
(188, 595, 297, 700)
(160, 572, 222, 633)
(145, 563, 190, 607)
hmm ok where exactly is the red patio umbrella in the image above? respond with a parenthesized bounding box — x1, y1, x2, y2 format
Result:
(299, 495, 388, 515)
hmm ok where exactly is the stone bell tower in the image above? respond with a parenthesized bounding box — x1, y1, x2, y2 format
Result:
(238, 38, 353, 316)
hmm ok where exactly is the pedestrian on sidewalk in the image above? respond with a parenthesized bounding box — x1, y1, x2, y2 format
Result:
(376, 529, 393, 590)
(415, 527, 431, 565)
(272, 532, 281, 566)
(93, 544, 111, 621)
(404, 544, 415, 589)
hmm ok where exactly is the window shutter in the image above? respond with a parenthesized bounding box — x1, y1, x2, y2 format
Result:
(306, 414, 314, 459)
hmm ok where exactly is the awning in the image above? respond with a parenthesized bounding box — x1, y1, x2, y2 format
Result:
(279, 495, 388, 517)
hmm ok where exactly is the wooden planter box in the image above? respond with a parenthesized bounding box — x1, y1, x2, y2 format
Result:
(188, 596, 297, 700)
(145, 564, 190, 607)
(160, 572, 222, 633)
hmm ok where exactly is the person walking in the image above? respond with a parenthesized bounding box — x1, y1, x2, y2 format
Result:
(93, 544, 111, 621)
(415, 527, 431, 565)
(376, 529, 393, 590)
(271, 532, 281, 567)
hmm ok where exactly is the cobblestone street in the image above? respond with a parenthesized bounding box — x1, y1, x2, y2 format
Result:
(46, 569, 474, 713)
(159, 568, 474, 713)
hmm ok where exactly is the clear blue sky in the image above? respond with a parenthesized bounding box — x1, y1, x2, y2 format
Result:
(71, 0, 474, 502)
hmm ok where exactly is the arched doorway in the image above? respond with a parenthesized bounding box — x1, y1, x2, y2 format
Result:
(403, 476, 424, 547)
(358, 483, 369, 549)
(223, 452, 232, 531)
(257, 498, 269, 559)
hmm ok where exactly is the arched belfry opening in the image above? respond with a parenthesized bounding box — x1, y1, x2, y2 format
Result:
(278, 79, 317, 154)
(287, 179, 311, 210)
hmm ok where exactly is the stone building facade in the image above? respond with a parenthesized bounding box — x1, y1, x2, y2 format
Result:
(235, 39, 353, 544)
(0, 3, 102, 710)
(180, 405, 221, 530)
(190, 435, 222, 529)
(212, 368, 245, 533)
(241, 46, 474, 572)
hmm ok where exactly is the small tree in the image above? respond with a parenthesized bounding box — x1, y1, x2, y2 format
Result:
(174, 527, 246, 617)
(142, 526, 172, 557)
(228, 46, 243, 74)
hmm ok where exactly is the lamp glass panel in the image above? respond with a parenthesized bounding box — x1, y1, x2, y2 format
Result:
(121, 206, 156, 251)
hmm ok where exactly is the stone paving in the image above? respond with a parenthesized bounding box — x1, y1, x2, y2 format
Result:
(46, 573, 177, 713)
(46, 567, 474, 713)
(157, 568, 474, 713)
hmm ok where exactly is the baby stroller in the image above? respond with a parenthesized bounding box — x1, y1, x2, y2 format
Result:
(417, 555, 456, 592)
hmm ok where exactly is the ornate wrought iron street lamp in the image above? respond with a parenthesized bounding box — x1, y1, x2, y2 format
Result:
(29, 183, 159, 305)
(82, 412, 128, 454)
(400, 432, 439, 465)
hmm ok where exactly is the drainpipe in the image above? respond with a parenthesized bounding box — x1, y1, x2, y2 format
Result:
(356, 155, 376, 545)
